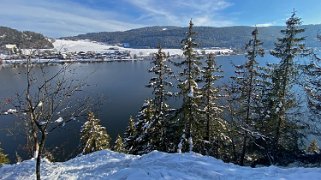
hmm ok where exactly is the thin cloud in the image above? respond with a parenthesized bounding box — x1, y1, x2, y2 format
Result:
(126, 0, 234, 27)
(0, 0, 143, 37)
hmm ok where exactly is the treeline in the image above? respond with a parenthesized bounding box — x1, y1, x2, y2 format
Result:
(0, 26, 53, 49)
(1, 12, 321, 177)
(79, 12, 321, 167)
(63, 24, 321, 49)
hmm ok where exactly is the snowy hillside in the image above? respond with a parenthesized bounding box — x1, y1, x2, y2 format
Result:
(1, 150, 320, 180)
(53, 39, 233, 56)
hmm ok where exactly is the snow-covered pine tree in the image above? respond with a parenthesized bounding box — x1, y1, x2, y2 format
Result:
(145, 46, 174, 152)
(123, 115, 137, 152)
(113, 134, 126, 153)
(130, 99, 155, 155)
(230, 27, 265, 165)
(307, 139, 320, 154)
(197, 53, 229, 156)
(0, 143, 9, 164)
(269, 11, 308, 156)
(176, 19, 202, 153)
(80, 112, 111, 154)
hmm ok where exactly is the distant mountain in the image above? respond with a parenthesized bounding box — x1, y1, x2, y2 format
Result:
(0, 26, 53, 49)
(62, 25, 321, 49)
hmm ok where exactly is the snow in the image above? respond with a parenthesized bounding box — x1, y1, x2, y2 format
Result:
(55, 117, 63, 123)
(53, 39, 233, 57)
(1, 150, 321, 180)
(53, 39, 183, 56)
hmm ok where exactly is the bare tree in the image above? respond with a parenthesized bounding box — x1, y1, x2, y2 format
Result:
(13, 53, 89, 180)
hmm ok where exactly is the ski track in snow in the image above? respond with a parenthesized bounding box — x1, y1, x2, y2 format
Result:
(0, 150, 321, 180)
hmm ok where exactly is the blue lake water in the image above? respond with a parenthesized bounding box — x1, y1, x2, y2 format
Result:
(0, 54, 306, 161)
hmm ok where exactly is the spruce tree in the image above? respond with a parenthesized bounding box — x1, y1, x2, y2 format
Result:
(130, 99, 155, 154)
(0, 144, 9, 164)
(123, 116, 137, 152)
(198, 53, 229, 156)
(113, 134, 126, 153)
(269, 11, 307, 156)
(145, 46, 174, 152)
(176, 19, 202, 153)
(80, 112, 111, 154)
(230, 27, 265, 165)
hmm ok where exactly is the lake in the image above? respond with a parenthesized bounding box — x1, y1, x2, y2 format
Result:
(0, 54, 291, 162)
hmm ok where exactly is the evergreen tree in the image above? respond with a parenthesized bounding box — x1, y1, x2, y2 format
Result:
(307, 139, 320, 154)
(130, 99, 155, 154)
(123, 116, 137, 152)
(145, 46, 174, 152)
(176, 19, 202, 153)
(0, 144, 9, 164)
(269, 11, 307, 156)
(198, 53, 229, 156)
(230, 27, 265, 165)
(113, 134, 126, 153)
(80, 112, 111, 154)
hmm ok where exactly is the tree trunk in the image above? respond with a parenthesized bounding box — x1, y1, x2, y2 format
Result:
(36, 130, 46, 180)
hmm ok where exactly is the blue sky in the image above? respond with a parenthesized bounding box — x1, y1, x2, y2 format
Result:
(1, 0, 321, 37)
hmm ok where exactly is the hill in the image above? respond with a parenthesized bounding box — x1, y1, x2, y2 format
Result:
(0, 150, 320, 179)
(63, 25, 321, 49)
(0, 26, 53, 49)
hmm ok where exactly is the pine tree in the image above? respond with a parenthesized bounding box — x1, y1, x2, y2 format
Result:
(230, 27, 265, 165)
(198, 53, 229, 156)
(176, 19, 202, 153)
(307, 139, 320, 154)
(0, 144, 9, 164)
(80, 112, 111, 154)
(145, 46, 174, 152)
(269, 11, 307, 156)
(123, 115, 137, 152)
(130, 99, 155, 154)
(113, 134, 126, 153)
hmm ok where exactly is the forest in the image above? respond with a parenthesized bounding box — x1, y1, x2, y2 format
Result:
(1, 11, 321, 180)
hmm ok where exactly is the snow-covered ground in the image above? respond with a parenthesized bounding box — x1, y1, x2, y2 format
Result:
(53, 39, 233, 56)
(1, 150, 320, 180)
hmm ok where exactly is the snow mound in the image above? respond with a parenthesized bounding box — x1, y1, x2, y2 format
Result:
(1, 150, 320, 179)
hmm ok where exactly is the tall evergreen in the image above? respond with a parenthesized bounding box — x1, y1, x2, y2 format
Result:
(176, 19, 202, 153)
(145, 46, 173, 152)
(230, 27, 265, 165)
(80, 112, 111, 154)
(269, 11, 307, 156)
(198, 53, 228, 156)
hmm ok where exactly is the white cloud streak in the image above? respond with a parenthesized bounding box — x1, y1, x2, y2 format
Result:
(0, 0, 143, 37)
(126, 0, 234, 27)
(0, 0, 235, 37)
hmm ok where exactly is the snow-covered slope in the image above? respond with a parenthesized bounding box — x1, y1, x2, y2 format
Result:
(53, 39, 233, 57)
(1, 150, 320, 180)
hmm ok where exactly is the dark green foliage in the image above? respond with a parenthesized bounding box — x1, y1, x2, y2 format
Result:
(80, 112, 111, 154)
(113, 134, 126, 153)
(129, 99, 156, 155)
(307, 139, 320, 154)
(0, 144, 9, 164)
(176, 19, 203, 153)
(0, 26, 53, 49)
(269, 11, 308, 159)
(196, 53, 230, 158)
(123, 116, 137, 152)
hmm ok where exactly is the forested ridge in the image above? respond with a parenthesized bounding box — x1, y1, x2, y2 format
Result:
(63, 24, 321, 49)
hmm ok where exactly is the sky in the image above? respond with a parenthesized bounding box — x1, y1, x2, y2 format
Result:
(1, 0, 321, 38)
